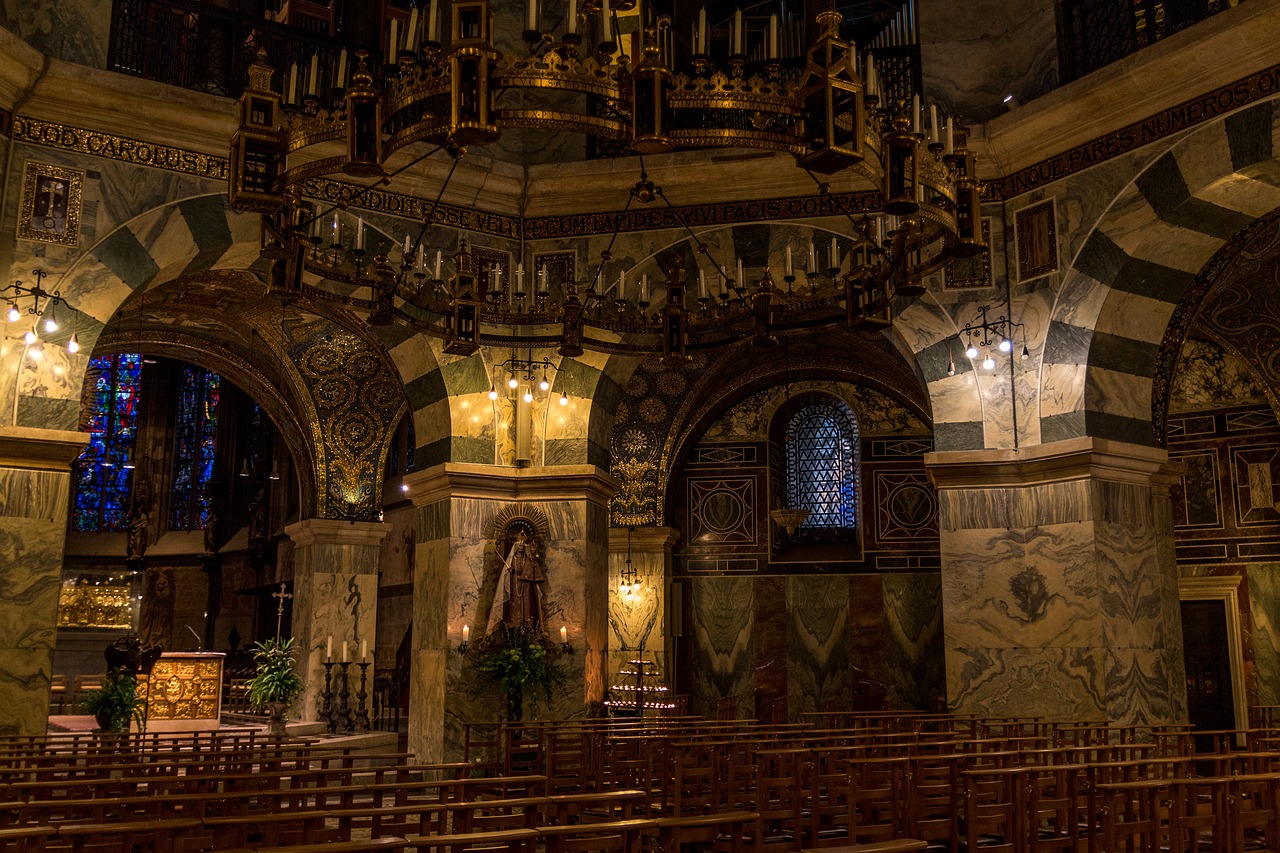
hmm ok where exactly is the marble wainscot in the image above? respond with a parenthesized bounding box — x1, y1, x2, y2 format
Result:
(0, 427, 88, 735)
(404, 463, 617, 763)
(927, 437, 1188, 725)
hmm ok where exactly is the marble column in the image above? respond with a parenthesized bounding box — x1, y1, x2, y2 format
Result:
(925, 437, 1188, 726)
(606, 526, 679, 710)
(284, 519, 387, 723)
(403, 462, 618, 764)
(0, 427, 88, 735)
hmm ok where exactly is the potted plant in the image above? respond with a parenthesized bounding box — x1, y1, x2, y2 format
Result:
(81, 672, 142, 733)
(244, 636, 304, 736)
(474, 624, 561, 721)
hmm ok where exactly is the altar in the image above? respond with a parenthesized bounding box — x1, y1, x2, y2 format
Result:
(137, 652, 225, 732)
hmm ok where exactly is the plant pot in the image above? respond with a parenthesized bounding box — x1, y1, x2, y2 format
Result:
(266, 701, 289, 737)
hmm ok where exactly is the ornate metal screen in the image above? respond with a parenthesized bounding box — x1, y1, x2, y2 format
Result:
(1059, 0, 1240, 83)
(785, 402, 859, 529)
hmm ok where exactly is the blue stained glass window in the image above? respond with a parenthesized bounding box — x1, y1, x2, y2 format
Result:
(73, 354, 143, 532)
(170, 365, 221, 530)
(785, 402, 858, 529)
(405, 417, 415, 473)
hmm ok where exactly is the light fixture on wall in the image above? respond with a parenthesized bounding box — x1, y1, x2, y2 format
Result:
(958, 305, 1028, 371)
(491, 350, 557, 403)
(3, 269, 77, 352)
(619, 526, 641, 602)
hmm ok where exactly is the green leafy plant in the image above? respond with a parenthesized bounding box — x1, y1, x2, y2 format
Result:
(80, 673, 142, 733)
(244, 636, 304, 711)
(474, 624, 562, 721)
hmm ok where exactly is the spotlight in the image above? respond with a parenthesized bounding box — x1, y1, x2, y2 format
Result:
(400, 483, 409, 493)
(1003, 93, 1019, 110)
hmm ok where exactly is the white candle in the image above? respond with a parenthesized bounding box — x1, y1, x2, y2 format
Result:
(326, 635, 333, 661)
(462, 624, 470, 642)
(389, 19, 399, 57)
(567, 0, 577, 34)
(428, 0, 438, 42)
(435, 250, 443, 280)
(361, 639, 368, 662)
(699, 269, 706, 298)
(830, 237, 838, 269)
(733, 8, 743, 54)
(736, 258, 743, 284)
(619, 268, 626, 299)
(417, 243, 425, 270)
(356, 217, 364, 251)
(307, 54, 318, 96)
(540, 266, 548, 290)
(407, 6, 419, 50)
(516, 262, 525, 291)
(809, 241, 816, 270)
(912, 95, 921, 134)
(769, 14, 778, 59)
(641, 274, 648, 303)
(404, 234, 411, 255)
(331, 213, 339, 243)
(287, 63, 298, 104)
(945, 120, 954, 156)
(336, 49, 347, 89)
(929, 103, 939, 144)
(601, 0, 610, 40)
(527, 0, 537, 31)
(560, 626, 568, 644)
(697, 7, 707, 53)
(341, 641, 349, 662)
(785, 245, 792, 276)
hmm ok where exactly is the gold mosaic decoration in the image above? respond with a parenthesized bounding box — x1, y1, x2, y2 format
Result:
(57, 582, 132, 630)
(139, 657, 223, 721)
(610, 457, 659, 527)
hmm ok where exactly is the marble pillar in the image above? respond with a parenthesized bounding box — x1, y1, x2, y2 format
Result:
(0, 426, 87, 735)
(606, 526, 678, 709)
(403, 462, 617, 763)
(284, 519, 387, 723)
(926, 437, 1188, 726)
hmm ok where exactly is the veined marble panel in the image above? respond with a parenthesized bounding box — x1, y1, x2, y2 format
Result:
(1105, 646, 1188, 726)
(883, 573, 946, 709)
(1088, 369, 1154, 422)
(1095, 521, 1174, 651)
(0, 468, 71, 520)
(948, 645, 1107, 720)
(0, 650, 56, 736)
(1170, 338, 1267, 412)
(688, 576, 754, 719)
(1050, 272, 1109, 333)
(1247, 564, 1280, 707)
(1041, 363, 1088, 418)
(941, 522, 1101, 651)
(929, 372, 983, 426)
(1096, 290, 1181, 344)
(786, 576, 850, 717)
(1198, 172, 1280, 218)
(0, 516, 65, 653)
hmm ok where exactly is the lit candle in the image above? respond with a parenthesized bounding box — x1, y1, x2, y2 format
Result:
(361, 639, 368, 662)
(336, 48, 347, 89)
(434, 250, 443, 280)
(462, 624, 470, 643)
(428, 0, 438, 42)
(326, 635, 333, 661)
(769, 14, 778, 59)
(527, 0, 537, 31)
(567, 0, 577, 35)
(560, 626, 568, 644)
(389, 19, 399, 57)
(287, 63, 298, 104)
(407, 6, 419, 51)
(341, 641, 348, 662)
(785, 245, 792, 276)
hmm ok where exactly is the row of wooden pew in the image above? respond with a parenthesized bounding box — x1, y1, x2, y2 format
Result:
(6, 713, 1280, 852)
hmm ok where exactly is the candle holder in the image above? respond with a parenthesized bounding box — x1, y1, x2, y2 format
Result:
(355, 661, 372, 733)
(321, 661, 336, 734)
(336, 661, 353, 734)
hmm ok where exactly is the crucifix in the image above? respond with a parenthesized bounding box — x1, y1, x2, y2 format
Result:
(272, 583, 292, 639)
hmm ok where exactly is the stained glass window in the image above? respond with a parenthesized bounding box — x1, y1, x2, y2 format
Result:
(405, 416, 415, 473)
(785, 402, 858, 528)
(73, 354, 143, 532)
(170, 365, 221, 530)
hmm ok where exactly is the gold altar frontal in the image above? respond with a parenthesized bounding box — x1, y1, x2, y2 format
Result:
(138, 652, 225, 732)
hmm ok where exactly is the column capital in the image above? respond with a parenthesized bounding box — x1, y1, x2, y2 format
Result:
(0, 427, 88, 471)
(609, 525, 681, 551)
(925, 437, 1169, 489)
(403, 463, 620, 507)
(284, 517, 389, 548)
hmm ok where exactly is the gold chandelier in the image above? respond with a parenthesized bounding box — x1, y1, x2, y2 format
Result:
(228, 1, 987, 359)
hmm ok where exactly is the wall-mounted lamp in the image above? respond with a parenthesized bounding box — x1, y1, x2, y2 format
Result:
(459, 623, 470, 655)
(957, 305, 1027, 372)
(560, 625, 573, 654)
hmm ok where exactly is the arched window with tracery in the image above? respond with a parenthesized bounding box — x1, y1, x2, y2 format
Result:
(170, 364, 221, 530)
(73, 354, 143, 532)
(784, 398, 859, 532)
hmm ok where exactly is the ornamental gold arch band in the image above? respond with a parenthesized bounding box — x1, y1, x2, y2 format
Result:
(226, 0, 988, 359)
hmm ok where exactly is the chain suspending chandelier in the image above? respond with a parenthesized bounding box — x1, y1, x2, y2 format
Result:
(228, 0, 987, 359)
